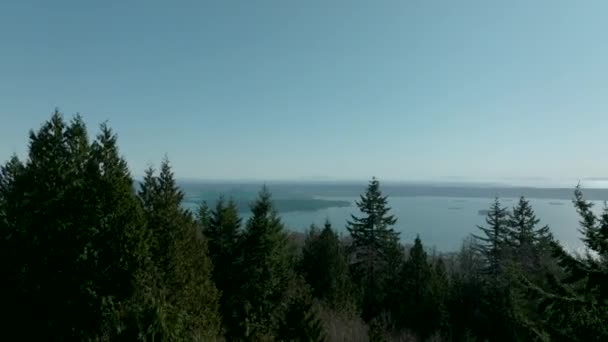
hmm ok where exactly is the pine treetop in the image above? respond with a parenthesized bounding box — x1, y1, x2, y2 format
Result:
(473, 198, 509, 277)
(507, 196, 552, 248)
(347, 177, 399, 254)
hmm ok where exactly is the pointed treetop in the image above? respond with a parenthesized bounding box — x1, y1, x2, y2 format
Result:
(250, 185, 274, 217)
(323, 218, 333, 232)
(410, 235, 427, 260)
(0, 155, 24, 193)
(197, 200, 211, 227)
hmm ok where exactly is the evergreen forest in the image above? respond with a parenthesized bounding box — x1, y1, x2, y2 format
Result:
(2, 111, 607, 341)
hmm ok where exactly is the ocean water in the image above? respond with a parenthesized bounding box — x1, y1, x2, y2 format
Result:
(179, 181, 608, 253)
(277, 196, 596, 252)
(184, 193, 601, 253)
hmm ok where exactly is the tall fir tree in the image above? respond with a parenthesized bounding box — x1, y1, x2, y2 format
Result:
(473, 198, 509, 277)
(232, 186, 292, 339)
(473, 198, 520, 341)
(525, 186, 608, 341)
(447, 237, 488, 341)
(278, 276, 327, 342)
(396, 236, 444, 340)
(507, 196, 554, 274)
(507, 197, 552, 247)
(204, 196, 242, 285)
(0, 155, 26, 335)
(197, 200, 212, 230)
(430, 257, 452, 337)
(200, 196, 243, 337)
(138, 158, 221, 340)
(300, 220, 354, 312)
(86, 121, 155, 340)
(504, 197, 557, 340)
(0, 111, 151, 340)
(346, 177, 399, 321)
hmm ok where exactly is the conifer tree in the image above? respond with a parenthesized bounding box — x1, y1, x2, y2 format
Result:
(502, 197, 558, 340)
(0, 155, 26, 334)
(507, 197, 552, 246)
(0, 111, 151, 340)
(474, 198, 521, 341)
(87, 122, 156, 340)
(507, 197, 554, 275)
(201, 196, 243, 336)
(473, 198, 509, 277)
(431, 257, 452, 337)
(232, 186, 292, 339)
(346, 177, 399, 321)
(396, 236, 442, 340)
(278, 277, 326, 342)
(300, 220, 354, 311)
(138, 159, 221, 340)
(526, 186, 608, 341)
(204, 196, 242, 283)
(197, 200, 212, 229)
(447, 237, 487, 341)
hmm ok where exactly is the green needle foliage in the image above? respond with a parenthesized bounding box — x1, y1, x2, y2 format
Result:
(506, 197, 554, 276)
(526, 185, 608, 341)
(395, 236, 449, 340)
(346, 177, 399, 321)
(300, 220, 355, 312)
(473, 198, 509, 278)
(231, 186, 292, 340)
(4, 110, 608, 342)
(138, 159, 221, 340)
(0, 111, 150, 340)
(200, 196, 243, 337)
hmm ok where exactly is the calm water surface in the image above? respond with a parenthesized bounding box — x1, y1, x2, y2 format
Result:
(185, 195, 602, 252)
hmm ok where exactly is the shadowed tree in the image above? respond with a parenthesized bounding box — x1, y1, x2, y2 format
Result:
(138, 158, 221, 340)
(300, 220, 354, 312)
(231, 186, 292, 339)
(396, 236, 446, 340)
(0, 111, 151, 340)
(473, 198, 509, 278)
(200, 196, 243, 336)
(506, 196, 554, 275)
(526, 186, 608, 341)
(278, 277, 326, 342)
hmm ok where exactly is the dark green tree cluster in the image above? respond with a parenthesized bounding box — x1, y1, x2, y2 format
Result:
(342, 178, 451, 340)
(393, 237, 450, 339)
(197, 196, 243, 337)
(199, 187, 325, 341)
(1, 112, 147, 339)
(299, 220, 354, 312)
(0, 111, 222, 340)
(335, 178, 607, 342)
(525, 186, 608, 341)
(138, 159, 221, 340)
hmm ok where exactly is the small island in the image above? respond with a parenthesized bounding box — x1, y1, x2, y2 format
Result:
(272, 198, 352, 213)
(478, 209, 490, 216)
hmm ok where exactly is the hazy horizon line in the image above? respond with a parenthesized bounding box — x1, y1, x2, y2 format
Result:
(149, 177, 608, 189)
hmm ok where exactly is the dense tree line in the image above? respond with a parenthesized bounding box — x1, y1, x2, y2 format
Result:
(1, 111, 607, 341)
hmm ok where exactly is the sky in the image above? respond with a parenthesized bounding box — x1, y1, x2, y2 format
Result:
(1, 0, 608, 182)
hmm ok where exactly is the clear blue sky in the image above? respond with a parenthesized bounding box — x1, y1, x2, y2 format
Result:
(1, 0, 607, 181)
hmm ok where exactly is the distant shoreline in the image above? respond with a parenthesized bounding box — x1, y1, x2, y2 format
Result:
(177, 181, 608, 202)
(182, 198, 352, 214)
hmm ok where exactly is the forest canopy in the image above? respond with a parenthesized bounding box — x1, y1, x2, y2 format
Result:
(1, 111, 607, 341)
